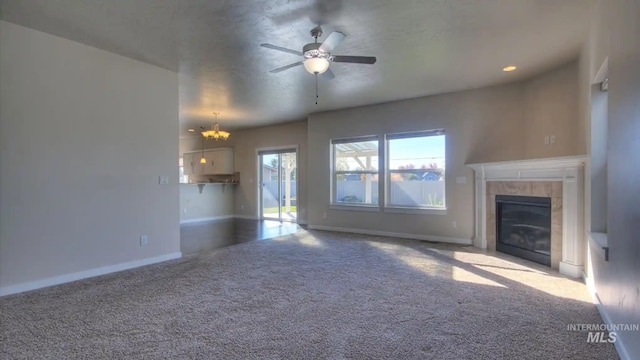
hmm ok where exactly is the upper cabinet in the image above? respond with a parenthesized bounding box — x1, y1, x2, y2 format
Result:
(183, 152, 195, 176)
(203, 148, 233, 174)
(183, 148, 233, 175)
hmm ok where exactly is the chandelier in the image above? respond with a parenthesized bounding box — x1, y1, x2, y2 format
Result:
(201, 113, 230, 140)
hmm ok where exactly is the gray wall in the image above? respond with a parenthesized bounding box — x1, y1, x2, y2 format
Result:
(589, 84, 608, 233)
(0, 21, 180, 288)
(580, 1, 640, 358)
(523, 62, 581, 158)
(307, 63, 580, 240)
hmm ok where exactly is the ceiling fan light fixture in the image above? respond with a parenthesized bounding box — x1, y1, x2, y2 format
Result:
(303, 57, 330, 74)
(262, 28, 376, 79)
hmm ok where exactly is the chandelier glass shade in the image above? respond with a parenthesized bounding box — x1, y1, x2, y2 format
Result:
(202, 123, 230, 141)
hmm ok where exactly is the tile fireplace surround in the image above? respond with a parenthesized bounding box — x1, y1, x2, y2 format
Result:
(467, 156, 587, 278)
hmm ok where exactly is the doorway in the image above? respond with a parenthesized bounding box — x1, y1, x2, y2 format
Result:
(259, 149, 297, 222)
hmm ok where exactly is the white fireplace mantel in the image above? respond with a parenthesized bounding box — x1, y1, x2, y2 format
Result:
(467, 156, 587, 278)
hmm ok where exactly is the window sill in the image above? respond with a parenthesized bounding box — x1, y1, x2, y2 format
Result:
(588, 231, 609, 261)
(329, 204, 380, 212)
(384, 206, 448, 215)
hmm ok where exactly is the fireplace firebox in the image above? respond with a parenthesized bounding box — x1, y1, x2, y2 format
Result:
(496, 195, 551, 266)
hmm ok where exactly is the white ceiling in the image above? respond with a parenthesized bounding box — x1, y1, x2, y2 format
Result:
(0, 0, 593, 137)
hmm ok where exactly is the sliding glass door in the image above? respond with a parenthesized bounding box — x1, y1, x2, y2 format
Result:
(259, 149, 297, 222)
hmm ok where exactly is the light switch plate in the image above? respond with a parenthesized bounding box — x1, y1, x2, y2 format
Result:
(159, 176, 169, 185)
(456, 176, 467, 184)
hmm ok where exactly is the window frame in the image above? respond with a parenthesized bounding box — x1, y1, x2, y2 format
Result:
(384, 129, 447, 213)
(330, 135, 381, 209)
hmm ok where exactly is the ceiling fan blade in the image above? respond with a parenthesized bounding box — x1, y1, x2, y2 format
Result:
(318, 31, 346, 53)
(260, 43, 302, 56)
(320, 68, 335, 80)
(332, 55, 377, 64)
(269, 61, 304, 73)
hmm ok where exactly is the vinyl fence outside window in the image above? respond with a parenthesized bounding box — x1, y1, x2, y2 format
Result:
(386, 130, 446, 208)
(332, 136, 379, 206)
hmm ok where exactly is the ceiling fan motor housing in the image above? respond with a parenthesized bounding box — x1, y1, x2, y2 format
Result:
(310, 26, 323, 40)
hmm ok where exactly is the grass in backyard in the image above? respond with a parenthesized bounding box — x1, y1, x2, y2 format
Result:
(263, 206, 297, 214)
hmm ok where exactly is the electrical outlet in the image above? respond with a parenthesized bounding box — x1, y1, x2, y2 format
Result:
(159, 176, 169, 185)
(183, 208, 187, 214)
(452, 221, 457, 229)
(323, 212, 327, 219)
(456, 176, 467, 184)
(550, 135, 556, 144)
(140, 235, 149, 246)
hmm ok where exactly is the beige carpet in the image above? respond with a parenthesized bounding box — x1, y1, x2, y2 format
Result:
(1, 230, 618, 359)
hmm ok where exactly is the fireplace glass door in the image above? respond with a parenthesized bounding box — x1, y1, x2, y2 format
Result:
(496, 195, 551, 266)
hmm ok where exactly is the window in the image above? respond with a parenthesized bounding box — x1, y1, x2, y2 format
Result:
(332, 137, 379, 206)
(386, 130, 445, 208)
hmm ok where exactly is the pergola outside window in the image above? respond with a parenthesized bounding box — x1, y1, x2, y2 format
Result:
(331, 136, 379, 206)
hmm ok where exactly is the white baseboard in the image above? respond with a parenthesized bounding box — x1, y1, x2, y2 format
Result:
(594, 293, 632, 360)
(307, 225, 473, 245)
(559, 261, 583, 278)
(583, 271, 595, 298)
(183, 215, 307, 225)
(234, 215, 260, 220)
(0, 252, 182, 297)
(584, 273, 632, 360)
(180, 215, 234, 224)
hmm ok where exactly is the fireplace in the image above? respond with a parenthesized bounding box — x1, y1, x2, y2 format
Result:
(496, 195, 551, 266)
(468, 156, 586, 277)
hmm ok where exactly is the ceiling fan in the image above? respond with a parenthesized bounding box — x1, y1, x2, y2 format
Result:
(260, 26, 377, 80)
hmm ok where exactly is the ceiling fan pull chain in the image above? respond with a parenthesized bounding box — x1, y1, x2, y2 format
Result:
(315, 74, 319, 105)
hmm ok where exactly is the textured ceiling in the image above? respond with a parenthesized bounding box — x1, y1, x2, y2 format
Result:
(0, 0, 593, 137)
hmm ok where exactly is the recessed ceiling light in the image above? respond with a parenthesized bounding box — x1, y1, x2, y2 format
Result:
(502, 66, 517, 72)
(187, 128, 195, 132)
